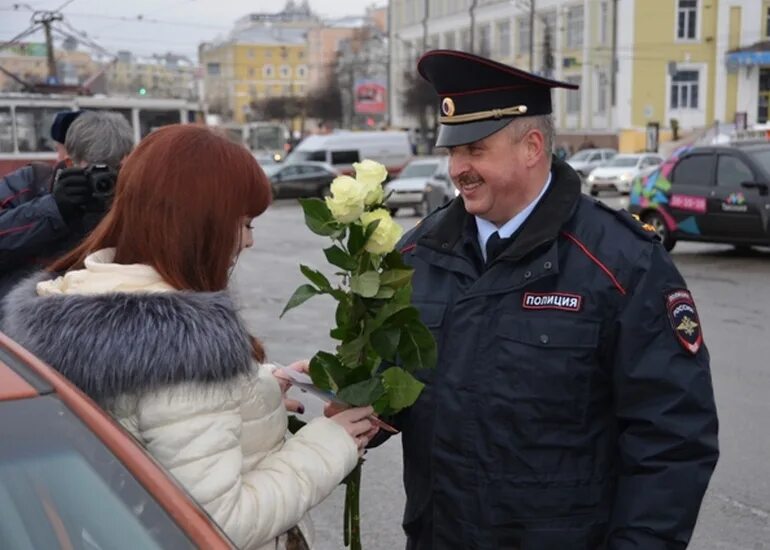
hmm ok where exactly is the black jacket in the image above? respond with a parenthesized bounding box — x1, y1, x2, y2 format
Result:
(388, 158, 718, 550)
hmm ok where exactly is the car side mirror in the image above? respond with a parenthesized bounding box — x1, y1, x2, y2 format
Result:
(741, 182, 769, 195)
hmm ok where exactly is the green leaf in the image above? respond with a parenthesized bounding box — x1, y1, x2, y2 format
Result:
(370, 326, 400, 361)
(347, 223, 366, 255)
(398, 321, 437, 372)
(330, 327, 347, 340)
(299, 198, 340, 237)
(373, 286, 396, 299)
(379, 268, 413, 288)
(363, 218, 380, 241)
(335, 299, 352, 330)
(368, 302, 413, 333)
(310, 351, 349, 391)
(337, 377, 385, 406)
(350, 271, 380, 298)
(324, 245, 357, 270)
(381, 367, 425, 411)
(280, 284, 320, 318)
(383, 249, 408, 269)
(338, 336, 367, 368)
(300, 264, 331, 291)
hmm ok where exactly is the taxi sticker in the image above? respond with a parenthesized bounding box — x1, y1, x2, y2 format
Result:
(665, 289, 703, 355)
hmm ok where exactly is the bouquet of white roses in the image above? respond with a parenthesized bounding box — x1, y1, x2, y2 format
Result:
(281, 159, 436, 550)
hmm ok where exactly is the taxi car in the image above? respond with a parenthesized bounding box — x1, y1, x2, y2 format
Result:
(629, 143, 770, 251)
(0, 332, 234, 549)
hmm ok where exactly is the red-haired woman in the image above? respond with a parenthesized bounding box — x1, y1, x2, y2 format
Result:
(2, 124, 376, 550)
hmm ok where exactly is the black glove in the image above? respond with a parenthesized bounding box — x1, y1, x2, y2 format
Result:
(52, 167, 91, 223)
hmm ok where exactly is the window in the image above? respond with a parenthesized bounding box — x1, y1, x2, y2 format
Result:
(565, 76, 582, 114)
(566, 5, 584, 49)
(599, 1, 609, 45)
(15, 108, 61, 152)
(479, 24, 491, 57)
(766, 6, 770, 38)
(717, 156, 754, 187)
(280, 65, 291, 78)
(0, 108, 12, 152)
(283, 84, 291, 95)
(263, 64, 274, 78)
(497, 21, 511, 57)
(460, 28, 471, 50)
(517, 16, 530, 56)
(677, 0, 697, 40)
(670, 70, 699, 109)
(248, 68, 256, 77)
(596, 72, 608, 113)
(444, 31, 456, 50)
(330, 150, 360, 164)
(206, 62, 220, 75)
(671, 154, 714, 186)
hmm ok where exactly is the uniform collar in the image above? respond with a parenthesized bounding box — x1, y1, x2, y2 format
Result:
(418, 157, 581, 262)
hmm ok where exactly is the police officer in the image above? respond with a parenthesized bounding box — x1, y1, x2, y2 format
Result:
(382, 51, 719, 549)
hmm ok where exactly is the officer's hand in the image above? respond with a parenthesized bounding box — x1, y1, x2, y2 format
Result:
(52, 168, 91, 222)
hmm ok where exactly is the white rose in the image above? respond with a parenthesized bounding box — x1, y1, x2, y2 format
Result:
(360, 208, 404, 255)
(353, 159, 387, 205)
(325, 175, 367, 224)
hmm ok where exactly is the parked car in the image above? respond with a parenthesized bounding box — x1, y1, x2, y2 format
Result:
(586, 153, 664, 195)
(0, 332, 234, 549)
(629, 143, 770, 251)
(263, 161, 338, 199)
(285, 131, 413, 178)
(384, 156, 453, 216)
(567, 148, 617, 177)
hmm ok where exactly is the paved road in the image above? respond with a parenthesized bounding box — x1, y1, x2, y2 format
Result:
(232, 194, 770, 550)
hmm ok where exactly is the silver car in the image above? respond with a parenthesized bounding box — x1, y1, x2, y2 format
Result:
(567, 148, 617, 178)
(385, 157, 453, 216)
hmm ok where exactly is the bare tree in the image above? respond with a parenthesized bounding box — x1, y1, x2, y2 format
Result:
(305, 72, 343, 128)
(402, 69, 437, 150)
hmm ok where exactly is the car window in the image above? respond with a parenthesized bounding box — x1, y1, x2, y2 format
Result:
(716, 156, 754, 187)
(603, 151, 617, 160)
(330, 150, 360, 164)
(281, 166, 301, 177)
(589, 153, 602, 162)
(400, 163, 439, 179)
(671, 154, 715, 187)
(0, 397, 196, 550)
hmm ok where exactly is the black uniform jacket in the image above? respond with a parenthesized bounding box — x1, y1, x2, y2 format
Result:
(386, 158, 719, 550)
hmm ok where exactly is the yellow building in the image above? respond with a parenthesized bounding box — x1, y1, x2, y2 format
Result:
(199, 2, 317, 124)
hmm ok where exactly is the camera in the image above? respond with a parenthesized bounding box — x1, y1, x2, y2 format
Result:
(83, 164, 118, 201)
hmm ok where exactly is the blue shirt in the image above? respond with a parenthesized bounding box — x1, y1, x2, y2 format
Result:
(476, 172, 552, 262)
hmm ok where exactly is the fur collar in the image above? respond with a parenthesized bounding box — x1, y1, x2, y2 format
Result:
(2, 272, 254, 401)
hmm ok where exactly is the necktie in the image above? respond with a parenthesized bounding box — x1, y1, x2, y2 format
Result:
(485, 231, 504, 264)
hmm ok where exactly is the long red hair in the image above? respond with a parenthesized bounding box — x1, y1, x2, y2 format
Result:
(49, 124, 272, 359)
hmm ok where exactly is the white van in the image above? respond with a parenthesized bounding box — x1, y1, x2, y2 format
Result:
(285, 131, 413, 177)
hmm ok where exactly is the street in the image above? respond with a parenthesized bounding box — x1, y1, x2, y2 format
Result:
(232, 196, 770, 550)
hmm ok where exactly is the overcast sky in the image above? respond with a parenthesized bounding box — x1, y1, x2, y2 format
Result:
(0, 0, 380, 59)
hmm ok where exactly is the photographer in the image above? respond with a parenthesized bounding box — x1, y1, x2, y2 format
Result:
(0, 111, 133, 298)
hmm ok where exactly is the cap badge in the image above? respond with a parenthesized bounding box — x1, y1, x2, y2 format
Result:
(441, 97, 456, 117)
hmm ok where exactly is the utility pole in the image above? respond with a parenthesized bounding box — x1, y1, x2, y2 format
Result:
(529, 0, 536, 72)
(422, 0, 429, 51)
(469, 0, 478, 53)
(32, 10, 63, 84)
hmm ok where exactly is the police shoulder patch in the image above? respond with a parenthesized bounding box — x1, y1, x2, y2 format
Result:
(665, 289, 703, 355)
(593, 201, 659, 241)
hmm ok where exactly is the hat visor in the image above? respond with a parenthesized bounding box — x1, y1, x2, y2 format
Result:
(435, 118, 513, 148)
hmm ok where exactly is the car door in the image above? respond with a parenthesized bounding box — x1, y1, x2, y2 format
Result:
(667, 152, 715, 237)
(708, 153, 765, 240)
(274, 165, 303, 198)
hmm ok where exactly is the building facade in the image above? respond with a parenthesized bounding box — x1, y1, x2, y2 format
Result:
(0, 43, 98, 91)
(199, 2, 315, 123)
(390, 0, 770, 152)
(106, 51, 196, 100)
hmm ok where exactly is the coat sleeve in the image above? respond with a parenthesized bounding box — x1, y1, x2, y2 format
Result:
(134, 376, 359, 550)
(606, 243, 719, 549)
(0, 167, 68, 268)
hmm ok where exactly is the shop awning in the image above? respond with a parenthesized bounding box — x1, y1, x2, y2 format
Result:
(726, 41, 770, 67)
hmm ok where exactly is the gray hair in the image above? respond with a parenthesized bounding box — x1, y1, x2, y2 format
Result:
(507, 114, 555, 162)
(65, 111, 134, 169)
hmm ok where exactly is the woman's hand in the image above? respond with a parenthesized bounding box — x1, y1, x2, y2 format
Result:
(272, 360, 310, 414)
(329, 406, 380, 457)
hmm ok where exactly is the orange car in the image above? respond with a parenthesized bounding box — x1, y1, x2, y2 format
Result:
(0, 332, 235, 549)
